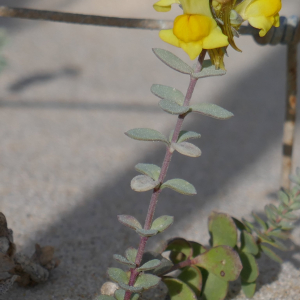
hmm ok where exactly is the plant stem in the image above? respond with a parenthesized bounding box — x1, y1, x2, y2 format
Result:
(124, 51, 207, 300)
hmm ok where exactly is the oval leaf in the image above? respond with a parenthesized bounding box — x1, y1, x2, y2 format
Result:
(193, 246, 242, 281)
(241, 280, 256, 298)
(118, 282, 143, 293)
(190, 103, 233, 120)
(189, 241, 207, 257)
(163, 277, 197, 300)
(241, 231, 259, 255)
(159, 99, 190, 115)
(178, 266, 202, 296)
(290, 201, 300, 210)
(125, 248, 137, 263)
(202, 272, 228, 300)
(114, 289, 139, 300)
(239, 252, 259, 283)
(192, 60, 226, 79)
(172, 142, 201, 158)
(151, 84, 184, 105)
(117, 215, 142, 230)
(135, 163, 161, 181)
(208, 212, 237, 248)
(138, 259, 161, 271)
(260, 244, 283, 263)
(125, 128, 169, 144)
(113, 254, 135, 267)
(136, 228, 158, 237)
(134, 274, 160, 290)
(177, 131, 201, 143)
(252, 212, 268, 231)
(107, 268, 129, 285)
(153, 48, 193, 75)
(151, 215, 174, 233)
(131, 175, 159, 192)
(161, 179, 196, 195)
(165, 238, 193, 263)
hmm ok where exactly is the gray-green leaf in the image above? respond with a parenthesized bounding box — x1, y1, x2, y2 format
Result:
(177, 131, 201, 143)
(117, 215, 142, 230)
(138, 259, 161, 271)
(159, 99, 190, 115)
(136, 228, 158, 237)
(153, 48, 193, 75)
(151, 84, 184, 105)
(118, 282, 143, 293)
(151, 215, 174, 233)
(134, 273, 160, 290)
(125, 128, 169, 145)
(190, 103, 233, 120)
(115, 289, 139, 300)
(192, 60, 226, 78)
(290, 201, 300, 210)
(161, 179, 197, 195)
(135, 163, 161, 181)
(107, 268, 129, 285)
(172, 142, 201, 157)
(131, 175, 159, 192)
(113, 254, 136, 267)
(125, 248, 138, 263)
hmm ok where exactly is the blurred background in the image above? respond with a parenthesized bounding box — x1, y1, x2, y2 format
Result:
(0, 0, 300, 299)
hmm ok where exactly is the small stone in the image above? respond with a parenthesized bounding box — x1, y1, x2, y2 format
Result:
(100, 281, 119, 296)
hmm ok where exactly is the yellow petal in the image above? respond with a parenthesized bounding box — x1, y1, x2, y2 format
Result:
(246, 0, 281, 18)
(153, 0, 180, 12)
(179, 0, 212, 16)
(202, 26, 229, 49)
(159, 29, 180, 47)
(180, 41, 203, 60)
(274, 13, 280, 27)
(248, 16, 273, 36)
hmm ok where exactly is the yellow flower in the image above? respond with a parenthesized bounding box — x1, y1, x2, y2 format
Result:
(235, 0, 282, 37)
(153, 0, 229, 60)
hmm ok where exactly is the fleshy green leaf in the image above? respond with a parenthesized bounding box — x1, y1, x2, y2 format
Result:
(165, 238, 193, 263)
(278, 189, 290, 205)
(113, 254, 135, 267)
(151, 84, 184, 105)
(125, 248, 138, 263)
(151, 215, 174, 233)
(131, 175, 159, 192)
(178, 266, 202, 296)
(208, 212, 237, 248)
(265, 204, 278, 222)
(290, 201, 300, 210)
(283, 212, 298, 220)
(241, 280, 256, 298)
(260, 244, 283, 263)
(138, 259, 161, 271)
(161, 179, 197, 195)
(177, 131, 201, 143)
(97, 296, 115, 300)
(242, 218, 255, 233)
(114, 289, 139, 300)
(107, 268, 129, 285)
(233, 218, 247, 231)
(189, 103, 233, 120)
(117, 215, 142, 230)
(172, 142, 201, 158)
(153, 48, 193, 75)
(267, 229, 289, 240)
(193, 246, 242, 281)
(278, 220, 294, 230)
(192, 60, 226, 79)
(241, 231, 259, 255)
(189, 241, 207, 257)
(252, 212, 268, 231)
(118, 282, 143, 293)
(159, 99, 190, 115)
(239, 252, 259, 283)
(202, 272, 228, 300)
(134, 274, 160, 290)
(125, 128, 169, 144)
(135, 163, 161, 181)
(136, 228, 158, 237)
(163, 277, 197, 300)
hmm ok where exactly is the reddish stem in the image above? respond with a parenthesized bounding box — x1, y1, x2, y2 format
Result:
(124, 51, 207, 300)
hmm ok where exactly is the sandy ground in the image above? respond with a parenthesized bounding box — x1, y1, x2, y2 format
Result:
(0, 0, 300, 299)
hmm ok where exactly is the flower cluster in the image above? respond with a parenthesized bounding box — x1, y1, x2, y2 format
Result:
(154, 0, 282, 67)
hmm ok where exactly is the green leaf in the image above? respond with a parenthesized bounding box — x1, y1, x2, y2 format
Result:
(252, 212, 268, 231)
(241, 280, 256, 298)
(107, 268, 129, 285)
(260, 244, 283, 263)
(177, 131, 201, 143)
(138, 259, 161, 271)
(153, 48, 193, 75)
(241, 218, 254, 233)
(202, 272, 228, 300)
(193, 246, 242, 281)
(290, 201, 300, 210)
(114, 289, 139, 300)
(289, 174, 300, 185)
(265, 204, 279, 222)
(136, 228, 158, 237)
(163, 277, 197, 300)
(134, 274, 160, 290)
(125, 247, 137, 263)
(97, 296, 115, 300)
(161, 179, 197, 195)
(241, 231, 259, 255)
(165, 238, 193, 262)
(208, 212, 237, 248)
(172, 142, 201, 158)
(178, 266, 202, 296)
(267, 229, 289, 240)
(192, 60, 226, 79)
(151, 84, 184, 105)
(118, 282, 143, 293)
(159, 99, 190, 115)
(278, 189, 290, 205)
(135, 163, 161, 181)
(278, 220, 294, 230)
(151, 215, 174, 233)
(232, 218, 247, 231)
(239, 252, 259, 283)
(283, 212, 298, 220)
(189, 241, 207, 257)
(131, 175, 159, 192)
(189, 103, 233, 120)
(152, 257, 174, 276)
(113, 254, 135, 267)
(125, 128, 169, 145)
(117, 215, 142, 230)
